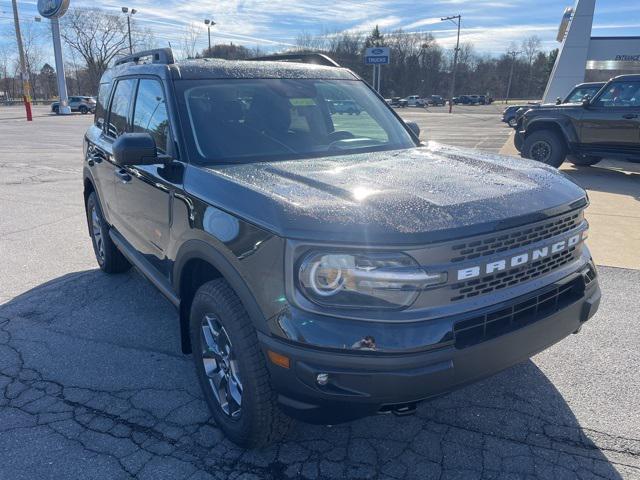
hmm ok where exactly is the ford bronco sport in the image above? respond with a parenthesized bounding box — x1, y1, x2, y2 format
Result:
(516, 75, 640, 167)
(83, 49, 601, 447)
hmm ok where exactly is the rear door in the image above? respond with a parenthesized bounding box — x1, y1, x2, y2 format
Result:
(111, 77, 179, 274)
(579, 80, 640, 154)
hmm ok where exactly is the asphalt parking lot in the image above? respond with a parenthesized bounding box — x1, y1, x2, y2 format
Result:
(1, 106, 639, 479)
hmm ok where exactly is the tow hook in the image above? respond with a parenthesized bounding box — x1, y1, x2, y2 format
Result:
(392, 403, 417, 417)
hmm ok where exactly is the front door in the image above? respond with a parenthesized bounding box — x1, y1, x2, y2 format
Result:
(579, 80, 640, 156)
(112, 78, 180, 275)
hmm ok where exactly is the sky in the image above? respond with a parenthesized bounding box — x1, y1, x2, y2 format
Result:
(1, 0, 639, 62)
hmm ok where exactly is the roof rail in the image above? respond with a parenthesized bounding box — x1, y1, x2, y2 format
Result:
(251, 53, 341, 68)
(115, 48, 175, 67)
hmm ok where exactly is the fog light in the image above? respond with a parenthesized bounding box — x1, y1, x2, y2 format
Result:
(316, 373, 329, 386)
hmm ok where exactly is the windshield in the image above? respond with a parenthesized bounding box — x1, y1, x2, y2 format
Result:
(564, 85, 602, 103)
(178, 79, 416, 164)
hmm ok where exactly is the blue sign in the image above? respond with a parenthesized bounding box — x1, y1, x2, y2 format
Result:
(365, 47, 390, 65)
(38, 0, 70, 19)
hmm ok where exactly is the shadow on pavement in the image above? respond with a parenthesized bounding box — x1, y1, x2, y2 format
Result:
(563, 160, 640, 200)
(0, 269, 626, 479)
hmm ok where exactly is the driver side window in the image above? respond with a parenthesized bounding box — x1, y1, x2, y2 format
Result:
(593, 82, 640, 108)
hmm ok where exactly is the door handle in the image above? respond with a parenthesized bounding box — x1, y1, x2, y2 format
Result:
(622, 113, 638, 119)
(114, 169, 132, 183)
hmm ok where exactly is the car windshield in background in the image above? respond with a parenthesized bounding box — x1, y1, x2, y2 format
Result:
(564, 86, 602, 103)
(179, 79, 416, 164)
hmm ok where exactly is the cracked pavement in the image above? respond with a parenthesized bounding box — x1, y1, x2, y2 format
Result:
(1, 107, 639, 479)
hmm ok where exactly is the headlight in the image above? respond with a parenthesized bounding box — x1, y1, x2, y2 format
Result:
(297, 252, 447, 309)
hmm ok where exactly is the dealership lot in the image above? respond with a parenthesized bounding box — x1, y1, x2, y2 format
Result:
(1, 106, 639, 479)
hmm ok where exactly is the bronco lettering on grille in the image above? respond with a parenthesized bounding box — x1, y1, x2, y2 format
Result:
(456, 232, 585, 281)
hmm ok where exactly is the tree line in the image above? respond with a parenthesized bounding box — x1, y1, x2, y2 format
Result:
(1, 9, 557, 102)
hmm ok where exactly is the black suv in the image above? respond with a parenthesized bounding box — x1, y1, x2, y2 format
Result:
(516, 75, 640, 167)
(83, 49, 600, 447)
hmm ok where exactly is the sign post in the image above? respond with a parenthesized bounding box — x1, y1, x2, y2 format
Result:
(364, 47, 390, 94)
(38, 0, 71, 115)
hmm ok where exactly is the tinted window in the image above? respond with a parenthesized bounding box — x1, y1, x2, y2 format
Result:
(181, 79, 415, 164)
(132, 79, 170, 153)
(564, 85, 602, 103)
(593, 82, 640, 108)
(107, 79, 136, 138)
(95, 83, 112, 128)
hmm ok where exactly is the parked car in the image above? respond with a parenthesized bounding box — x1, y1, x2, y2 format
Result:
(478, 95, 493, 105)
(506, 82, 606, 129)
(332, 99, 361, 115)
(51, 96, 96, 114)
(426, 95, 446, 106)
(403, 95, 427, 107)
(387, 96, 408, 108)
(83, 48, 600, 447)
(515, 75, 640, 167)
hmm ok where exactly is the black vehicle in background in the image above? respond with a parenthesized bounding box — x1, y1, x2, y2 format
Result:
(83, 49, 600, 448)
(516, 75, 640, 167)
(426, 95, 446, 106)
(387, 96, 408, 108)
(505, 82, 606, 129)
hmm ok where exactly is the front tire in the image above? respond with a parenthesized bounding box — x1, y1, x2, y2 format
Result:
(86, 192, 131, 274)
(508, 117, 518, 128)
(79, 105, 89, 114)
(522, 130, 567, 168)
(190, 279, 292, 448)
(568, 154, 602, 166)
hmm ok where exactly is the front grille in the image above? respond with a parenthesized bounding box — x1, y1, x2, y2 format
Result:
(453, 277, 584, 349)
(450, 211, 583, 263)
(450, 247, 579, 302)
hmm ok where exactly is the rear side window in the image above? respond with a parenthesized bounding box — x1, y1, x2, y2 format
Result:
(95, 83, 112, 128)
(132, 79, 170, 153)
(107, 79, 137, 138)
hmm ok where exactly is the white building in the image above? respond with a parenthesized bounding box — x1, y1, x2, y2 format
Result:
(543, 0, 640, 103)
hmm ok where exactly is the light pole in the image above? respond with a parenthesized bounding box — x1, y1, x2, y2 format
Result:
(11, 0, 32, 121)
(441, 14, 461, 114)
(121, 7, 137, 54)
(204, 19, 216, 54)
(505, 50, 522, 104)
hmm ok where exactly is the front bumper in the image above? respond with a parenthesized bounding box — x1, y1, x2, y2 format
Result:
(260, 273, 600, 424)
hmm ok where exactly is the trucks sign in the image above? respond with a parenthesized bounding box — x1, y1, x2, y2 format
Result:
(365, 47, 390, 65)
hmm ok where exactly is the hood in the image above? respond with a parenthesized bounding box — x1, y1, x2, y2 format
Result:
(187, 143, 586, 245)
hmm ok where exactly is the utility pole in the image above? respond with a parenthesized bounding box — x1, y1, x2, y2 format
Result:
(441, 14, 461, 114)
(11, 0, 32, 121)
(121, 7, 137, 54)
(204, 19, 216, 55)
(505, 50, 521, 104)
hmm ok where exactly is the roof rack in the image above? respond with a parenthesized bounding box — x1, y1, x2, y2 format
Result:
(115, 48, 175, 67)
(251, 53, 341, 68)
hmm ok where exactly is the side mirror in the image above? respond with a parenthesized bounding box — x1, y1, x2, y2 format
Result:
(406, 121, 421, 138)
(582, 95, 591, 108)
(556, 97, 562, 105)
(113, 133, 159, 166)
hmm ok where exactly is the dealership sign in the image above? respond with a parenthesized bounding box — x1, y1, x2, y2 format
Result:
(38, 0, 70, 19)
(365, 47, 390, 65)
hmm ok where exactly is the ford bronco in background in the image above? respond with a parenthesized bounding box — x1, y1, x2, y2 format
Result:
(83, 49, 601, 447)
(517, 75, 640, 167)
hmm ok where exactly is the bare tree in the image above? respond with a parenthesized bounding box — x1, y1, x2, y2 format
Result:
(180, 23, 201, 60)
(61, 8, 130, 92)
(522, 35, 541, 97)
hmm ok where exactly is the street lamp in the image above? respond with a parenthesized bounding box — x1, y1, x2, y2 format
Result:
(204, 18, 216, 54)
(505, 50, 522, 104)
(121, 6, 137, 54)
(441, 14, 461, 114)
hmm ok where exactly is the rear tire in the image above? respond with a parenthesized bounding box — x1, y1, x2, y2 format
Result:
(190, 279, 292, 448)
(86, 192, 131, 274)
(522, 130, 567, 168)
(568, 154, 602, 166)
